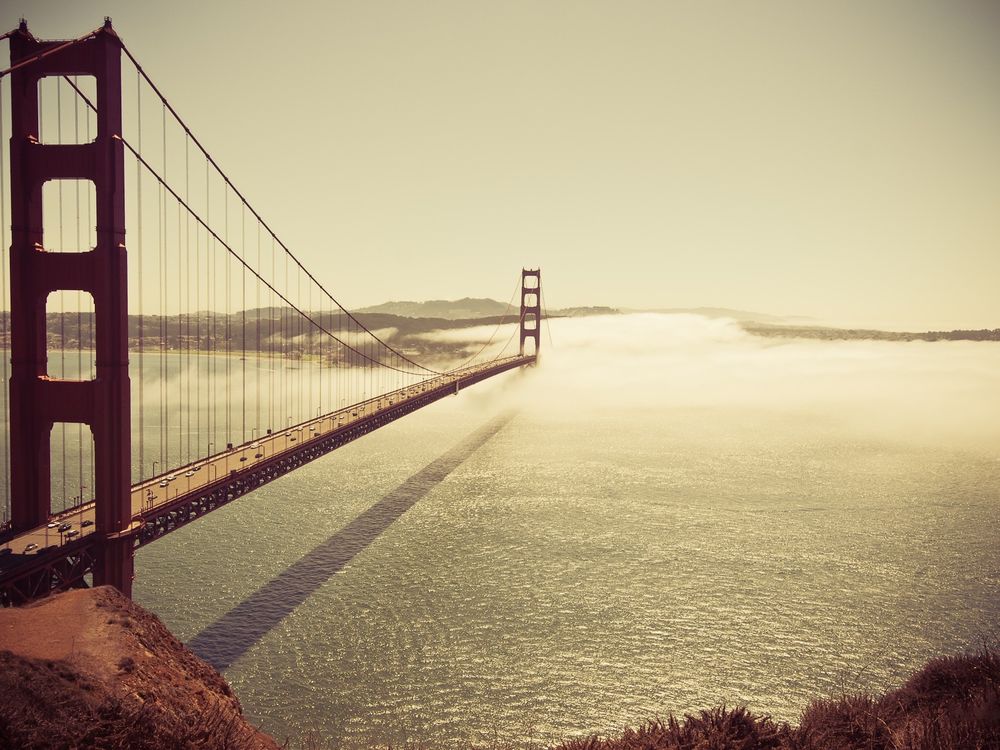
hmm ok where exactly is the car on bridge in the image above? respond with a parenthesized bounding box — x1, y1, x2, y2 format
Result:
(23, 543, 37, 553)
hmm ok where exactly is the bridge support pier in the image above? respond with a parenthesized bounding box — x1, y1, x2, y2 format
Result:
(519, 268, 541, 358)
(8, 21, 135, 596)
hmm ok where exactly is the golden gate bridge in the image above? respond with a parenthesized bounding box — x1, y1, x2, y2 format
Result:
(0, 19, 543, 604)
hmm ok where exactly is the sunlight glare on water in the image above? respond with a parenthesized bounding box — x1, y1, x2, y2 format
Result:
(133, 314, 1000, 748)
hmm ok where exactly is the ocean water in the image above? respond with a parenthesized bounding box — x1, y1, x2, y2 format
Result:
(123, 314, 999, 748)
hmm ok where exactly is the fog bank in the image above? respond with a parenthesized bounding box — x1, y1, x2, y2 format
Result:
(466, 313, 1000, 453)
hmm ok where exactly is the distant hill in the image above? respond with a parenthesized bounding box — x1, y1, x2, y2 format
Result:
(743, 322, 1000, 343)
(355, 297, 509, 320)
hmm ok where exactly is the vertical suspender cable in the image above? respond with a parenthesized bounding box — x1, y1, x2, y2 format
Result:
(177, 135, 191, 464)
(205, 157, 211, 456)
(137, 68, 144, 481)
(312, 281, 315, 416)
(195, 168, 201, 459)
(241, 202, 246, 444)
(256, 220, 261, 435)
(270, 236, 275, 430)
(225, 187, 230, 445)
(160, 101, 167, 474)
(298, 267, 302, 423)
(86, 89, 94, 498)
(0, 78, 9, 523)
(284, 248, 288, 427)
(54, 79, 68, 511)
(74, 79, 85, 504)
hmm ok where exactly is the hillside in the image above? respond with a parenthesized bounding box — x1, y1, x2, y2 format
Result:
(355, 297, 509, 319)
(743, 322, 1000, 342)
(0, 587, 278, 750)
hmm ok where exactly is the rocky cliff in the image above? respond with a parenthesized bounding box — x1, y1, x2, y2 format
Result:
(0, 586, 279, 750)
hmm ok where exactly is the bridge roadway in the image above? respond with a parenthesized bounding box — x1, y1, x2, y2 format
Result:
(0, 354, 534, 602)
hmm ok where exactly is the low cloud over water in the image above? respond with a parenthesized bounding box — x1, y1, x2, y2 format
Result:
(460, 312, 1000, 453)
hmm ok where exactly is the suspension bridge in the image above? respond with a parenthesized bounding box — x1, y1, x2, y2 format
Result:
(0, 20, 543, 605)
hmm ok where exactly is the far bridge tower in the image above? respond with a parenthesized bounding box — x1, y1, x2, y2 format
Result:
(519, 268, 541, 358)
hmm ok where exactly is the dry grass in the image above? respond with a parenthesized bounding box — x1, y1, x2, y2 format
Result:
(795, 649, 1000, 750)
(546, 649, 1000, 750)
(0, 647, 278, 750)
(554, 707, 790, 750)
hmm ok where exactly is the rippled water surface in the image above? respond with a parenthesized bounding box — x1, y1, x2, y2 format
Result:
(133, 315, 1000, 748)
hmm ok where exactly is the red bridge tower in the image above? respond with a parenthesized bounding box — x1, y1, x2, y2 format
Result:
(520, 268, 541, 357)
(7, 20, 136, 595)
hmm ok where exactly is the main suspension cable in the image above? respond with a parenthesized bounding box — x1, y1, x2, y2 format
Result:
(0, 25, 102, 79)
(118, 135, 431, 376)
(446, 273, 523, 370)
(58, 74, 434, 378)
(115, 37, 441, 376)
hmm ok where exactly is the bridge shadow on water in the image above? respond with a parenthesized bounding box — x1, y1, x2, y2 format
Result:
(186, 411, 516, 671)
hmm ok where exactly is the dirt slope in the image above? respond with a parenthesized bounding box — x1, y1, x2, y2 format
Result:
(0, 586, 279, 750)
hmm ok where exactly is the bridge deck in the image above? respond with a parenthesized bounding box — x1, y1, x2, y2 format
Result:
(0, 355, 534, 600)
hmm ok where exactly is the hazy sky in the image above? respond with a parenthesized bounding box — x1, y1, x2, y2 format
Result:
(5, 1, 1000, 329)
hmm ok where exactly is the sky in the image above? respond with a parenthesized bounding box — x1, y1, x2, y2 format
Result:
(4, 1, 1000, 329)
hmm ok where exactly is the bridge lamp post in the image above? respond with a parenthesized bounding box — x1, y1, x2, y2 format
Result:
(207, 441, 214, 458)
(152, 460, 158, 478)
